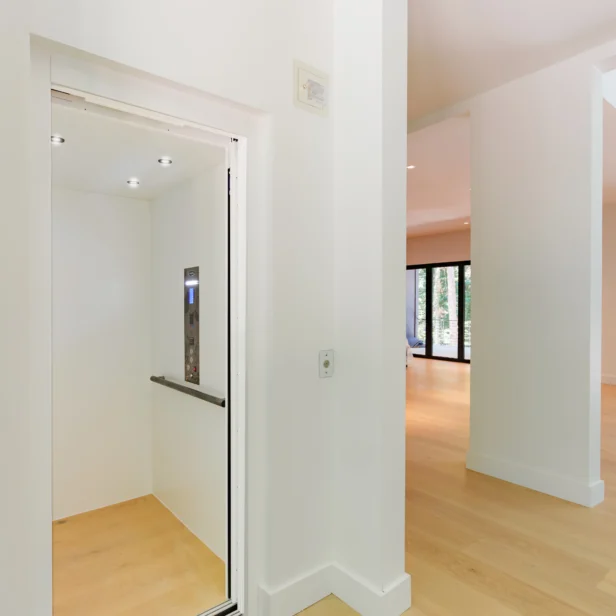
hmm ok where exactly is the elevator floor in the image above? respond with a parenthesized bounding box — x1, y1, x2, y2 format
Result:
(52, 494, 226, 616)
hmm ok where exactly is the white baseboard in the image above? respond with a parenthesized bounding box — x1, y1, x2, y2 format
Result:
(330, 566, 411, 616)
(258, 564, 332, 616)
(259, 563, 411, 616)
(602, 374, 616, 385)
(466, 451, 604, 508)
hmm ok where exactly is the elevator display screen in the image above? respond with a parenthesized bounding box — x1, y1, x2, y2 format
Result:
(184, 267, 200, 384)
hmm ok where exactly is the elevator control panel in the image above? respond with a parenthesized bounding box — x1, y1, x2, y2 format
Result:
(184, 267, 200, 384)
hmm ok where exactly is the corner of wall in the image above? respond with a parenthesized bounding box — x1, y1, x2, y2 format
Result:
(466, 450, 605, 508)
(258, 564, 411, 616)
(329, 566, 411, 616)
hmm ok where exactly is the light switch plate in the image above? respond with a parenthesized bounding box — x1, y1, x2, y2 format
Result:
(319, 349, 334, 378)
(294, 60, 329, 116)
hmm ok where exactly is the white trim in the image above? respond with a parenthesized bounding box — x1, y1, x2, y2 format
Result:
(29, 42, 54, 615)
(31, 42, 250, 614)
(55, 86, 236, 147)
(602, 374, 616, 385)
(228, 138, 247, 611)
(259, 564, 411, 616)
(466, 451, 605, 507)
(330, 567, 411, 616)
(258, 564, 332, 616)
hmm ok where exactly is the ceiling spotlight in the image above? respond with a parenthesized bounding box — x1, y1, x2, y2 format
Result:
(407, 165, 416, 169)
(50, 135, 65, 145)
(127, 178, 140, 188)
(464, 221, 470, 225)
(158, 156, 173, 166)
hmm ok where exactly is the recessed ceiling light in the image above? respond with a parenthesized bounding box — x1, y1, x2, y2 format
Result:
(127, 178, 140, 188)
(50, 135, 65, 145)
(407, 165, 416, 169)
(158, 157, 173, 166)
(464, 221, 469, 225)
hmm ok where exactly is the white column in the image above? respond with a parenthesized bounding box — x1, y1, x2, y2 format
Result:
(332, 0, 411, 614)
(468, 57, 604, 507)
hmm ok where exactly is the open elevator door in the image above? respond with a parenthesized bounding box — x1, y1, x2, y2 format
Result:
(50, 88, 243, 616)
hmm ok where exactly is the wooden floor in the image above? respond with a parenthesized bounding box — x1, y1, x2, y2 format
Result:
(302, 360, 616, 616)
(52, 495, 226, 616)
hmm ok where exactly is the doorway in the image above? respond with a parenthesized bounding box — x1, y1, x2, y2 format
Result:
(406, 261, 471, 363)
(49, 88, 243, 616)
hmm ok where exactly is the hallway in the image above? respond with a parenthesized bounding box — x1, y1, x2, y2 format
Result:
(303, 360, 616, 615)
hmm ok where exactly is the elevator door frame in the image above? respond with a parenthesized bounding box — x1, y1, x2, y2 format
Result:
(31, 46, 248, 616)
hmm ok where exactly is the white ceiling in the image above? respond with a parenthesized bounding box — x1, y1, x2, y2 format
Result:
(406, 116, 470, 236)
(604, 101, 616, 203)
(51, 103, 225, 200)
(407, 101, 616, 236)
(408, 1, 616, 123)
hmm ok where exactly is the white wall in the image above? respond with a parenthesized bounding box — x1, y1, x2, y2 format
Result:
(332, 0, 411, 614)
(468, 55, 604, 507)
(406, 205, 616, 387)
(151, 166, 228, 561)
(53, 165, 229, 559)
(52, 187, 152, 520)
(603, 202, 616, 383)
(1, 2, 409, 615)
(406, 229, 470, 265)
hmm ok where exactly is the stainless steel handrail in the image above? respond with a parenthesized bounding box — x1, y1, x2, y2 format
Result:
(150, 376, 226, 408)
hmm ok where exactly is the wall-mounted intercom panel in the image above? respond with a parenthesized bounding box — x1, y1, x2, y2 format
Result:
(184, 267, 200, 384)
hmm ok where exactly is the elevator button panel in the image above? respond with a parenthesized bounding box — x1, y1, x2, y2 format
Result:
(184, 267, 200, 384)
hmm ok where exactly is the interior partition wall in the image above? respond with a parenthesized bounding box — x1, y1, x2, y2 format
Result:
(406, 261, 471, 363)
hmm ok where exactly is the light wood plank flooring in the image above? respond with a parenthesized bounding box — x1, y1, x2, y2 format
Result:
(52, 494, 226, 616)
(301, 360, 616, 616)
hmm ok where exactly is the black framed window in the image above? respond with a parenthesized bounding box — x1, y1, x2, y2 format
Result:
(406, 260, 471, 363)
